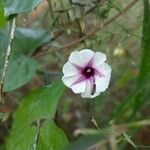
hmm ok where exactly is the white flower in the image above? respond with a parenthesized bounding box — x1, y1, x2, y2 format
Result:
(62, 49, 111, 98)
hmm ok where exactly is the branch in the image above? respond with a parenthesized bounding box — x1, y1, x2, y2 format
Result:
(47, 0, 54, 19)
(34, 0, 139, 57)
(0, 18, 16, 103)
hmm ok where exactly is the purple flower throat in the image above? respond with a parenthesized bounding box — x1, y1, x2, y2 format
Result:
(82, 66, 95, 78)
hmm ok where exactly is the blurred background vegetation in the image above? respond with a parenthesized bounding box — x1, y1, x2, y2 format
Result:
(0, 0, 150, 149)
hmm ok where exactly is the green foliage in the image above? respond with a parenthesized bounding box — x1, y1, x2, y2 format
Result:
(37, 122, 69, 150)
(109, 0, 150, 123)
(7, 126, 38, 150)
(109, 81, 147, 123)
(12, 28, 51, 57)
(0, 27, 51, 60)
(0, 1, 6, 27)
(3, 56, 37, 91)
(0, 27, 52, 91)
(65, 135, 104, 150)
(131, 0, 150, 119)
(138, 0, 150, 84)
(4, 0, 43, 16)
(6, 81, 68, 150)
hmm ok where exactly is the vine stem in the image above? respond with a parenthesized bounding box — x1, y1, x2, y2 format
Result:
(34, 0, 139, 57)
(0, 18, 16, 103)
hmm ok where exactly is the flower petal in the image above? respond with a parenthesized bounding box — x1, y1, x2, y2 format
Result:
(81, 78, 94, 98)
(91, 91, 101, 98)
(69, 51, 83, 67)
(70, 81, 86, 94)
(92, 52, 106, 67)
(79, 49, 95, 66)
(95, 63, 111, 77)
(62, 61, 80, 76)
(62, 74, 80, 87)
(94, 74, 110, 93)
(81, 77, 103, 99)
(62, 50, 111, 99)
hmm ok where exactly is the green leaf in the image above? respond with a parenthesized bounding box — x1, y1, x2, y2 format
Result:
(0, 27, 51, 80)
(130, 0, 150, 119)
(6, 81, 68, 150)
(65, 135, 105, 150)
(138, 0, 150, 84)
(37, 121, 69, 150)
(4, 0, 43, 16)
(3, 56, 38, 91)
(12, 28, 51, 57)
(7, 126, 38, 150)
(14, 81, 65, 126)
(0, 1, 6, 27)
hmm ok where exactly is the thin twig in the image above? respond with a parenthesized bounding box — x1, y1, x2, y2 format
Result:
(76, 18, 87, 47)
(47, 0, 54, 19)
(0, 18, 16, 103)
(34, 0, 139, 57)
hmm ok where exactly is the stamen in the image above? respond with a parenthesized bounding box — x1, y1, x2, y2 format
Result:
(87, 68, 91, 73)
(82, 66, 95, 78)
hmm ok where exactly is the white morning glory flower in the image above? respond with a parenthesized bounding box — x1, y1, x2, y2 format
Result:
(62, 49, 111, 98)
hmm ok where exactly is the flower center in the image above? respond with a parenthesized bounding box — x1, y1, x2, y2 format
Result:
(82, 66, 94, 78)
